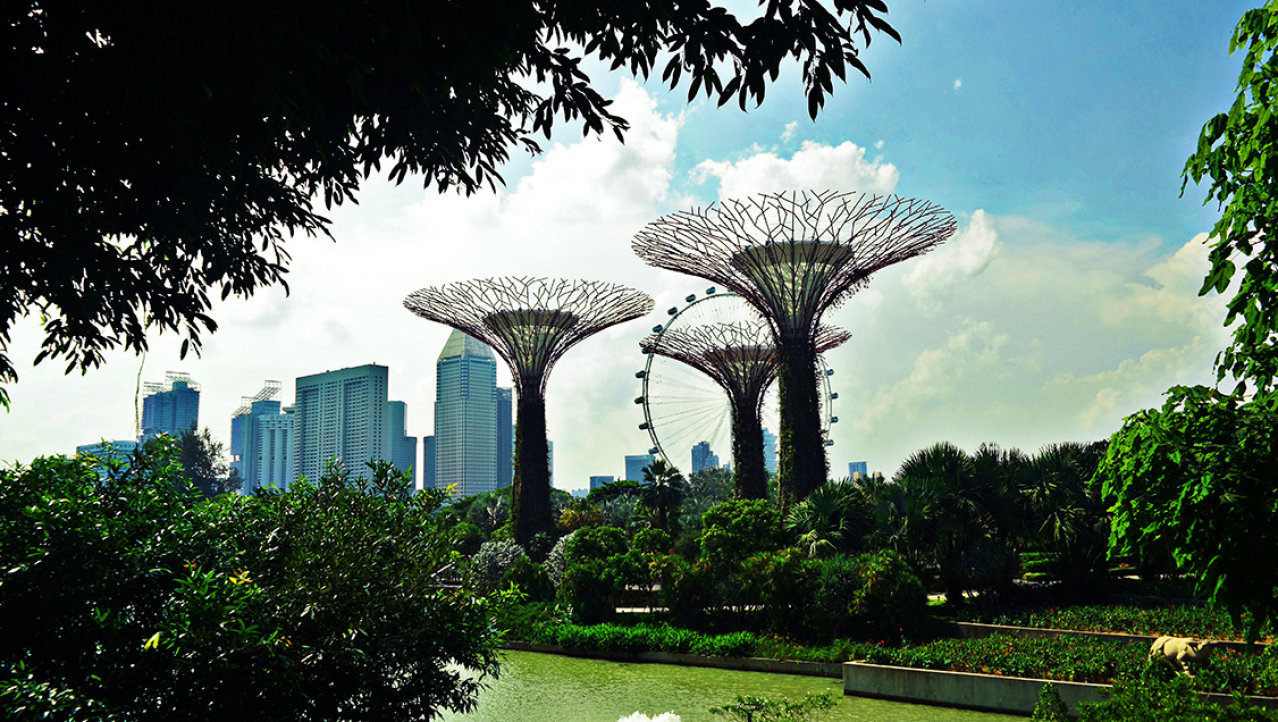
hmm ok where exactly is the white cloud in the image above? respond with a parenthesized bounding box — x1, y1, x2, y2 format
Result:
(781, 121, 799, 143)
(691, 140, 899, 199)
(954, 78, 963, 90)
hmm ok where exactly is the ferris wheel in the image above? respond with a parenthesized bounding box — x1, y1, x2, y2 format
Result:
(634, 287, 838, 479)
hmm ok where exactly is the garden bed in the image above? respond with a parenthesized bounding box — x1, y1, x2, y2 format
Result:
(949, 621, 1261, 655)
(958, 602, 1274, 645)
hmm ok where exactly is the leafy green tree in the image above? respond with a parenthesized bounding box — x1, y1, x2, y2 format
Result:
(0, 444, 502, 720)
(175, 426, 236, 497)
(1098, 385, 1278, 646)
(0, 1, 900, 409)
(1183, 1, 1278, 393)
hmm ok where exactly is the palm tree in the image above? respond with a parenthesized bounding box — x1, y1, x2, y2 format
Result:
(785, 480, 873, 558)
(640, 459, 685, 532)
(890, 442, 1016, 605)
(1022, 441, 1110, 590)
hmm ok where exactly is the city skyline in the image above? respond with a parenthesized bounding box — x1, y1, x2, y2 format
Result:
(0, 2, 1251, 487)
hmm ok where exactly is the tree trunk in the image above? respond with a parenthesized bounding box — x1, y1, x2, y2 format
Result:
(775, 337, 826, 511)
(731, 404, 767, 500)
(512, 391, 552, 549)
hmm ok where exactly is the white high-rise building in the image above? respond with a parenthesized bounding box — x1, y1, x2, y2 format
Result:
(435, 331, 499, 497)
(256, 409, 294, 491)
(293, 364, 391, 483)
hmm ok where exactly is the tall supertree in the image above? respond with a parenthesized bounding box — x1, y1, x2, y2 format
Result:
(633, 190, 956, 508)
(405, 277, 653, 547)
(641, 320, 850, 500)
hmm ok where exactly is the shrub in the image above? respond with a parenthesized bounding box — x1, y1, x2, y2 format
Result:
(471, 538, 528, 593)
(543, 529, 576, 587)
(738, 548, 811, 633)
(558, 560, 618, 624)
(500, 557, 554, 602)
(450, 521, 485, 555)
(564, 525, 628, 563)
(633, 528, 674, 554)
(1076, 674, 1278, 721)
(850, 550, 928, 641)
(700, 500, 783, 566)
(1031, 683, 1070, 722)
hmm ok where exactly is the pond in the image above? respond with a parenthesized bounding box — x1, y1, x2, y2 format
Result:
(440, 650, 1017, 722)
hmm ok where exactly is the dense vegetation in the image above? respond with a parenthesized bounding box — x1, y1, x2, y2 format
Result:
(0, 441, 502, 720)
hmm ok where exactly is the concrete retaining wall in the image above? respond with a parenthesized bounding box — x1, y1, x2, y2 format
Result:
(844, 661, 1106, 716)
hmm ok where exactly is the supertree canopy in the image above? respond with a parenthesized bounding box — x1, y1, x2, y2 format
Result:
(633, 190, 955, 508)
(405, 277, 653, 547)
(641, 319, 850, 500)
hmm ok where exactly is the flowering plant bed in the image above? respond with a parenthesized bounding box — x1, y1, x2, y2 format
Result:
(959, 602, 1273, 643)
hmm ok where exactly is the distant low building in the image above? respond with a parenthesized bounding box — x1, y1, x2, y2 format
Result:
(848, 461, 868, 479)
(75, 440, 140, 477)
(589, 475, 615, 490)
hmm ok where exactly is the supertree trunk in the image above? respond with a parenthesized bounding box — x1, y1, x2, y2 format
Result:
(776, 337, 826, 511)
(512, 391, 552, 547)
(731, 404, 767, 500)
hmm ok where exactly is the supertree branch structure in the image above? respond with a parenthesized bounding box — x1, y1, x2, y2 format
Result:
(633, 190, 955, 508)
(641, 320, 850, 500)
(405, 277, 653, 547)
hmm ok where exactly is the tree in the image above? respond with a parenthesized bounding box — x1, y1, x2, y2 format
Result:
(1097, 385, 1278, 646)
(174, 426, 236, 498)
(0, 444, 503, 719)
(639, 458, 686, 532)
(1, 1, 901, 410)
(1183, 1, 1278, 392)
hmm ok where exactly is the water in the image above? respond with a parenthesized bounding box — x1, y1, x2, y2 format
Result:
(440, 650, 1016, 722)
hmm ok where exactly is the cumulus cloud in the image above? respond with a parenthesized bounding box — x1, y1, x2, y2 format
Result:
(691, 140, 899, 200)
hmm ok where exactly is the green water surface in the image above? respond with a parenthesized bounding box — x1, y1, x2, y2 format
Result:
(440, 650, 1017, 722)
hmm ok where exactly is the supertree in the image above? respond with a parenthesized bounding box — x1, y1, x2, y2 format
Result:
(641, 319, 851, 500)
(404, 277, 653, 548)
(633, 190, 956, 508)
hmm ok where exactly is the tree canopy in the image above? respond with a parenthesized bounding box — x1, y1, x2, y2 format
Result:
(1183, 0, 1278, 392)
(1097, 385, 1278, 646)
(0, 1, 899, 409)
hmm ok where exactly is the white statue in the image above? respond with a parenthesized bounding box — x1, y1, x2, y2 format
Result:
(1149, 636, 1219, 676)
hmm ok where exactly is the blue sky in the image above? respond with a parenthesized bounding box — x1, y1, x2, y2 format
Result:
(0, 1, 1260, 487)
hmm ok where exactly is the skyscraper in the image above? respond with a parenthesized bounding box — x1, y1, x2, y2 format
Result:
(421, 435, 436, 489)
(589, 475, 614, 490)
(848, 461, 868, 479)
(435, 330, 498, 497)
(141, 372, 200, 440)
(624, 454, 656, 482)
(293, 364, 390, 483)
(385, 400, 419, 485)
(256, 409, 294, 491)
(691, 441, 719, 473)
(762, 428, 778, 475)
(496, 387, 513, 487)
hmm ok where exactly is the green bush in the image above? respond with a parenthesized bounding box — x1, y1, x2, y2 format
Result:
(564, 525, 628, 563)
(633, 527, 674, 554)
(500, 556, 554, 602)
(850, 550, 928, 641)
(0, 447, 501, 721)
(1031, 682, 1070, 721)
(701, 500, 783, 566)
(1077, 674, 1278, 721)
